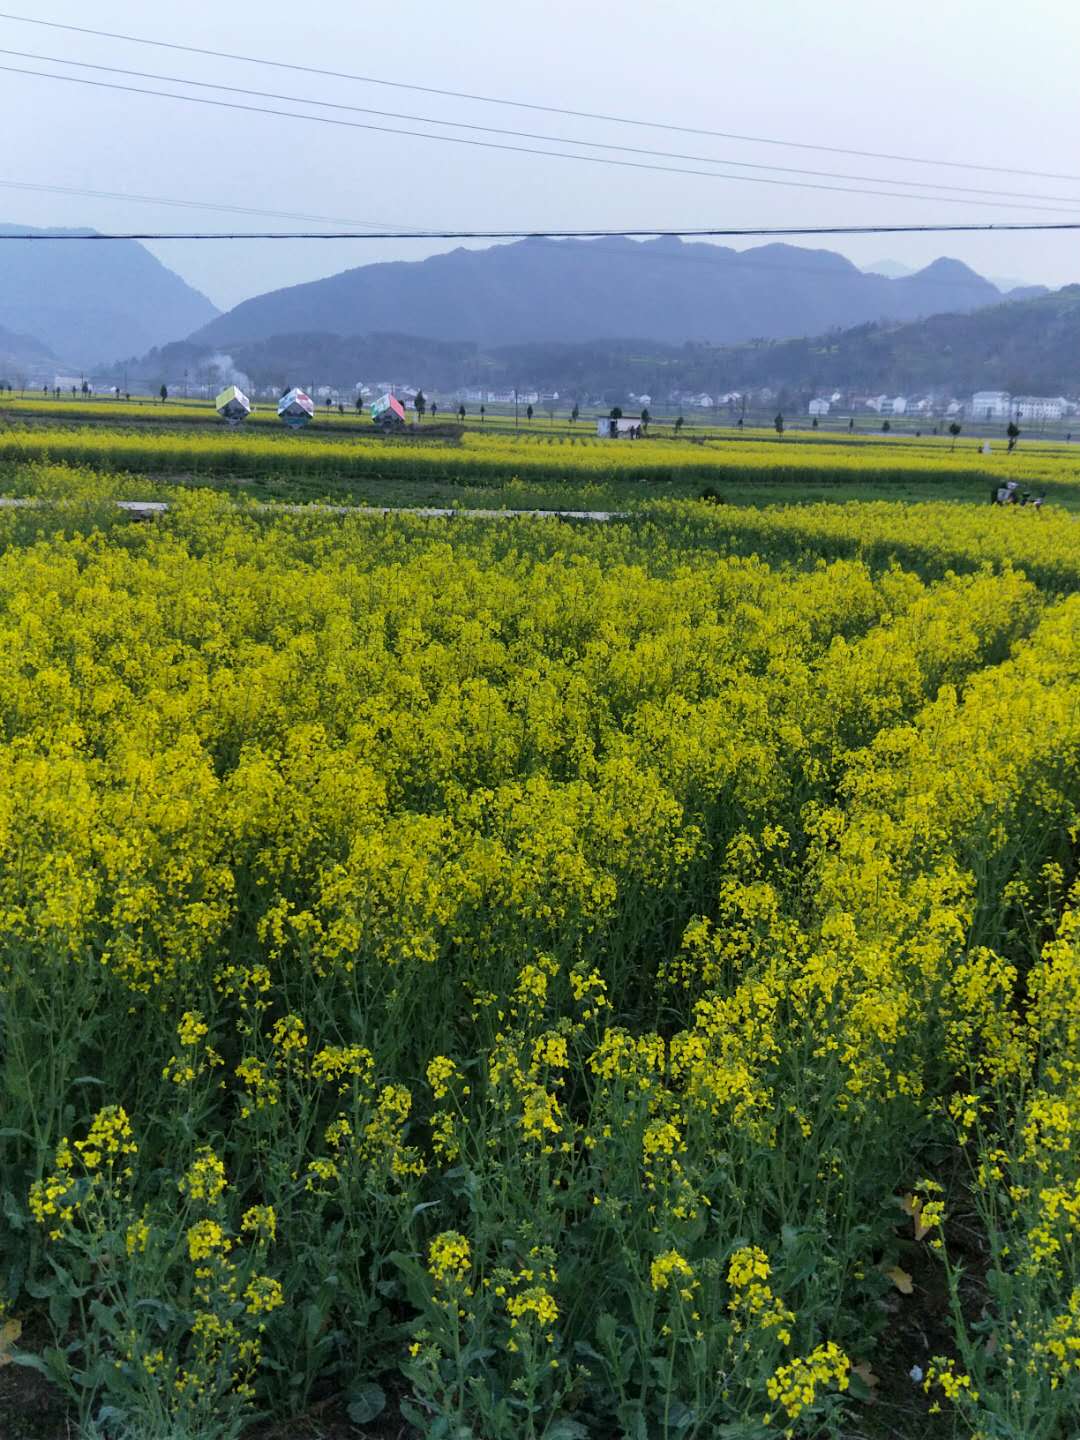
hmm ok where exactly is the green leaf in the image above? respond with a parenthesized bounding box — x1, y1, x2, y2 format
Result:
(411, 1199, 443, 1219)
(89, 1299, 120, 1338)
(399, 1396, 429, 1429)
(545, 1418, 590, 1440)
(347, 1382, 386, 1424)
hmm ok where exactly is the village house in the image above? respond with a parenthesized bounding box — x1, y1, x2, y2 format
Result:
(970, 390, 1012, 420)
(1012, 396, 1068, 422)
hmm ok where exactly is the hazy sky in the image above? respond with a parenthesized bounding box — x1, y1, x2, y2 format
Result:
(2, 0, 1079, 312)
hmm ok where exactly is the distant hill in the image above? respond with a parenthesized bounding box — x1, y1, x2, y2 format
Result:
(0, 321, 58, 380)
(0, 225, 219, 366)
(123, 286, 1080, 404)
(705, 285, 1080, 398)
(189, 237, 1004, 350)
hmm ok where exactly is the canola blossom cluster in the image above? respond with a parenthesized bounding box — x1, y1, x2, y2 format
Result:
(1, 419, 1079, 497)
(1, 468, 1079, 1437)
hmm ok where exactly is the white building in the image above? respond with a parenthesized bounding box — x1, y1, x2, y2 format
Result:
(808, 398, 831, 416)
(970, 390, 1011, 420)
(882, 395, 908, 415)
(1013, 396, 1067, 422)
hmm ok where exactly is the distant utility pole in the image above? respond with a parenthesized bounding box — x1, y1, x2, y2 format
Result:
(514, 387, 519, 432)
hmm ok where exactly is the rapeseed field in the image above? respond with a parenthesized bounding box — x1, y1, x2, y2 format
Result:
(1, 466, 1078, 1439)
(1, 423, 1079, 501)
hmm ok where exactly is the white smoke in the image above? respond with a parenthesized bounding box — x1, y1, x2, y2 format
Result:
(206, 353, 252, 394)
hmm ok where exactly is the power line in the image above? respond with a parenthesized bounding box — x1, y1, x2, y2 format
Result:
(0, 178, 1036, 296)
(4, 223, 1079, 241)
(0, 177, 423, 231)
(1, 9, 1076, 186)
(3, 46, 1078, 209)
(4, 63, 1080, 216)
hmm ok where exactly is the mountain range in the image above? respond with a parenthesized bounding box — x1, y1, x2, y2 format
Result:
(0, 225, 219, 367)
(0, 227, 1067, 385)
(189, 237, 1019, 350)
(118, 286, 1080, 403)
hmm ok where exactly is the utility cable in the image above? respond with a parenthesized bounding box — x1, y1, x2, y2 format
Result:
(4, 223, 1079, 240)
(2, 45, 1077, 208)
(0, 177, 423, 231)
(0, 179, 1042, 295)
(2, 63, 1079, 216)
(1, 9, 1077, 184)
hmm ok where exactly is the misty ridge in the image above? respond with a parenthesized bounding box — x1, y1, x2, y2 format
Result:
(0, 229, 1070, 403)
(189, 236, 1025, 351)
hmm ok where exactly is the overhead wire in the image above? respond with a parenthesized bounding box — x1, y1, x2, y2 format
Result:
(1, 9, 1077, 185)
(0, 177, 424, 232)
(2, 63, 1079, 216)
(1, 178, 1052, 298)
(4, 223, 1079, 240)
(1, 46, 1077, 209)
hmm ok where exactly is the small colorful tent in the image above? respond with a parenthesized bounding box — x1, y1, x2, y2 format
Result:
(277, 388, 315, 428)
(216, 384, 252, 425)
(370, 392, 406, 426)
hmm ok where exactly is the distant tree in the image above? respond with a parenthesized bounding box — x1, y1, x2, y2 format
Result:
(431, 402, 438, 419)
(949, 421, 962, 450)
(811, 416, 818, 429)
(674, 415, 684, 435)
(160, 384, 168, 403)
(458, 404, 466, 422)
(882, 419, 891, 433)
(610, 406, 623, 420)
(42, 383, 47, 396)
(1007, 420, 1021, 452)
(774, 412, 784, 439)
(526, 404, 534, 424)
(848, 417, 855, 432)
(356, 394, 364, 413)
(415, 390, 426, 421)
(338, 403, 345, 415)
(736, 415, 744, 428)
(570, 402, 579, 424)
(480, 404, 486, 423)
(640, 407, 650, 433)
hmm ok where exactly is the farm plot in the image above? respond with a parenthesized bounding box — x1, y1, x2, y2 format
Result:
(1, 479, 1078, 1439)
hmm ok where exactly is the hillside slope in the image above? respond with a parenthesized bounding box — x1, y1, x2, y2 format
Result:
(190, 237, 1002, 349)
(0, 322, 58, 380)
(133, 286, 1079, 400)
(0, 225, 219, 366)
